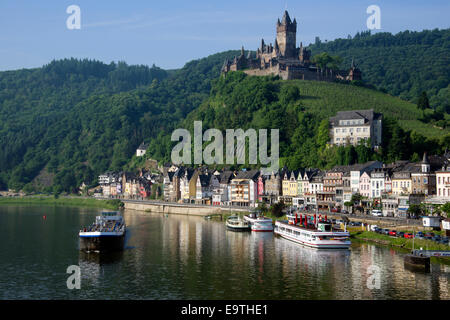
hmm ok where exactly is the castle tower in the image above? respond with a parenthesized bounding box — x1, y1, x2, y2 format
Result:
(276, 11, 297, 58)
(347, 58, 362, 81)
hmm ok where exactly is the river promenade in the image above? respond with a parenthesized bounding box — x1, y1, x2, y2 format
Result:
(120, 198, 250, 216)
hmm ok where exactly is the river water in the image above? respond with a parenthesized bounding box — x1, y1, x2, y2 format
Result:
(0, 205, 448, 300)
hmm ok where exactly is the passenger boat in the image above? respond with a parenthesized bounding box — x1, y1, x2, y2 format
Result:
(274, 213, 351, 249)
(244, 211, 274, 232)
(226, 215, 250, 231)
(79, 211, 126, 252)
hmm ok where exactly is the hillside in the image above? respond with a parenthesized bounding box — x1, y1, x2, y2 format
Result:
(309, 29, 450, 112)
(1, 28, 450, 193)
(0, 52, 240, 192)
(146, 72, 450, 170)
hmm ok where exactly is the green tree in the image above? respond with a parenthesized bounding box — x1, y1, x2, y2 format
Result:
(270, 200, 286, 218)
(317, 119, 330, 148)
(417, 91, 430, 116)
(441, 202, 450, 217)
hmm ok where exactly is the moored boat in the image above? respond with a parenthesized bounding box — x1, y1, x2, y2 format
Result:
(274, 214, 350, 249)
(226, 215, 250, 231)
(244, 211, 274, 232)
(79, 211, 126, 252)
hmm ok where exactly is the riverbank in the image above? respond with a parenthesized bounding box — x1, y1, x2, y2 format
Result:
(0, 196, 123, 210)
(350, 230, 450, 265)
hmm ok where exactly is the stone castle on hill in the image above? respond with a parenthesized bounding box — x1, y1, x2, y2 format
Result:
(221, 10, 362, 82)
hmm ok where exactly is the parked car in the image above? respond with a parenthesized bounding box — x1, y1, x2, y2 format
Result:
(370, 225, 379, 232)
(440, 237, 449, 245)
(404, 233, 414, 239)
(389, 230, 397, 237)
(341, 210, 349, 214)
(424, 233, 435, 239)
(353, 222, 362, 226)
(381, 228, 390, 235)
(371, 210, 383, 217)
(432, 235, 442, 243)
(331, 207, 341, 213)
(397, 231, 405, 238)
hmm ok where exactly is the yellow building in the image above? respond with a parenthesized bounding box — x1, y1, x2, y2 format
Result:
(282, 171, 299, 197)
(392, 172, 412, 195)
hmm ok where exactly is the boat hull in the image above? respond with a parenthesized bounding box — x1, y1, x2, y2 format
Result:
(244, 215, 274, 232)
(275, 231, 351, 249)
(226, 224, 251, 232)
(250, 224, 274, 232)
(79, 233, 125, 252)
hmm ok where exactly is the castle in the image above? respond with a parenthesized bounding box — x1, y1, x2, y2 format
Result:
(221, 11, 362, 82)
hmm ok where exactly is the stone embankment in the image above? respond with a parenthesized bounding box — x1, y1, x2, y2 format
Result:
(123, 200, 250, 217)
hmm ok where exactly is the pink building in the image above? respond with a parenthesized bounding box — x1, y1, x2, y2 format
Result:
(359, 171, 371, 198)
(257, 176, 265, 202)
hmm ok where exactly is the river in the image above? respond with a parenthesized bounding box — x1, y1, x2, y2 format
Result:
(0, 205, 448, 299)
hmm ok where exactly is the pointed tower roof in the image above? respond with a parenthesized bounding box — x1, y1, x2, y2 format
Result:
(422, 152, 429, 164)
(281, 10, 292, 25)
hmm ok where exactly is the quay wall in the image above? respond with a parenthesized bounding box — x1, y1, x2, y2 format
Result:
(124, 201, 250, 216)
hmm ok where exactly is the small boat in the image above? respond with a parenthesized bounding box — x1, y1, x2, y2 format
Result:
(226, 215, 250, 231)
(274, 213, 350, 249)
(244, 211, 274, 232)
(79, 211, 126, 252)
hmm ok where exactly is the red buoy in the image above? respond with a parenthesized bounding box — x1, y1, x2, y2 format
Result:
(43, 215, 47, 220)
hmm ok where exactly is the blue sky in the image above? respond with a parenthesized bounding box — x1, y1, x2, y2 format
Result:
(0, 0, 449, 71)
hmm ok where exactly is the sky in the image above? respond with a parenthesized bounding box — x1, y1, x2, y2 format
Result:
(0, 0, 449, 71)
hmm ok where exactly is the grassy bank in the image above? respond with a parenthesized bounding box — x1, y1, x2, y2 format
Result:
(351, 230, 449, 251)
(351, 230, 450, 266)
(0, 196, 123, 210)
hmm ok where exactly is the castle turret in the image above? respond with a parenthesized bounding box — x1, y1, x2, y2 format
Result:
(276, 10, 297, 58)
(274, 39, 279, 55)
(347, 58, 362, 81)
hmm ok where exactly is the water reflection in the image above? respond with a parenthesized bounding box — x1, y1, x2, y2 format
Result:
(0, 206, 449, 300)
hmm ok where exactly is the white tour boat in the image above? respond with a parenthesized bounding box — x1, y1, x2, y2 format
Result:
(274, 214, 351, 249)
(244, 212, 274, 232)
(226, 215, 250, 231)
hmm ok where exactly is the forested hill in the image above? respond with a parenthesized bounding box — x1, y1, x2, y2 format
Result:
(309, 28, 450, 111)
(0, 52, 239, 192)
(147, 72, 450, 172)
(1, 28, 450, 193)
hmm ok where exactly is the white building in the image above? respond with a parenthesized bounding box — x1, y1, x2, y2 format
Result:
(436, 166, 450, 200)
(330, 109, 382, 148)
(136, 142, 148, 157)
(370, 168, 385, 199)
